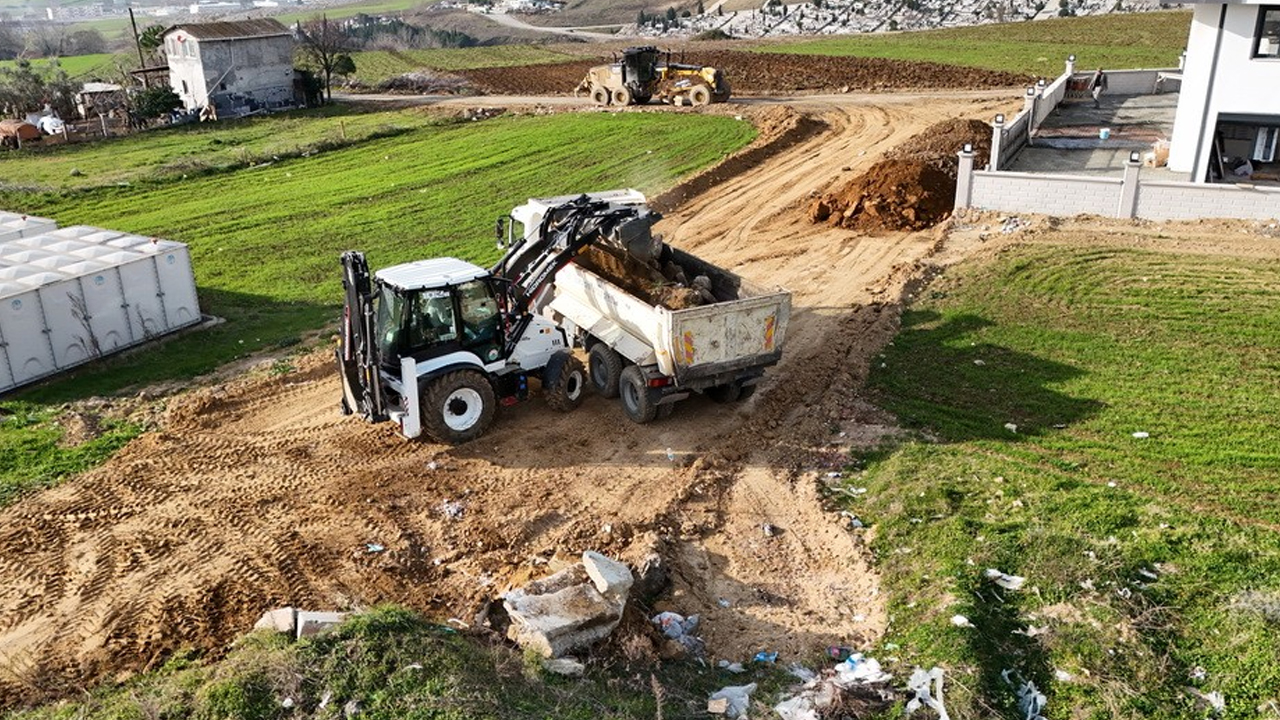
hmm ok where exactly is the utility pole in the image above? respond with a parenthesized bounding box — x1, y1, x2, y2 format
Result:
(129, 8, 149, 88)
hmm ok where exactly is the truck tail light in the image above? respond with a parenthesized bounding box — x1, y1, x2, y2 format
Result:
(647, 376, 671, 388)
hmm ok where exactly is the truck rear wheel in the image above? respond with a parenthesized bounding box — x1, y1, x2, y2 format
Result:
(591, 86, 610, 106)
(422, 370, 495, 444)
(589, 344, 623, 398)
(706, 383, 742, 403)
(619, 365, 657, 424)
(543, 351, 586, 412)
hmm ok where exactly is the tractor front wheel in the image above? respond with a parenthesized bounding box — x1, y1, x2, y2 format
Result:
(613, 87, 633, 106)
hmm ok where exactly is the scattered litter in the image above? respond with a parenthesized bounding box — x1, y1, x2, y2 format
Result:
(318, 691, 332, 710)
(1001, 669, 1047, 720)
(601, 523, 612, 534)
(1132, 431, 1149, 439)
(426, 461, 438, 471)
(542, 657, 586, 677)
(754, 650, 779, 664)
(774, 695, 820, 720)
(827, 646, 854, 661)
(787, 663, 817, 682)
(405, 663, 423, 670)
(973, 359, 986, 366)
(343, 700, 361, 718)
(905, 667, 950, 720)
(1001, 216, 1027, 234)
(884, 642, 900, 651)
(1189, 666, 1207, 681)
(985, 568, 1027, 590)
(1054, 669, 1073, 682)
(762, 523, 779, 537)
(365, 543, 385, 553)
(717, 598, 732, 608)
(840, 511, 864, 528)
(1138, 568, 1159, 581)
(707, 683, 756, 718)
(1185, 688, 1225, 716)
(666, 447, 676, 462)
(826, 471, 842, 478)
(835, 654, 892, 684)
(950, 614, 973, 628)
(1107, 481, 1117, 488)
(1004, 422, 1018, 433)
(282, 697, 295, 709)
(652, 611, 704, 655)
(438, 500, 465, 519)
(718, 659, 747, 673)
(1013, 625, 1047, 638)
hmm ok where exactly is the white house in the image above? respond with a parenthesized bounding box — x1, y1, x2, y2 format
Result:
(1168, 0, 1280, 182)
(162, 18, 297, 117)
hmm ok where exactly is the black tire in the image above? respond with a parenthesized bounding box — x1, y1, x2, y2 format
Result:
(591, 86, 610, 106)
(613, 87, 633, 106)
(619, 365, 657, 424)
(706, 383, 742, 404)
(422, 370, 495, 444)
(543, 351, 586, 412)
(689, 85, 712, 106)
(634, 93, 652, 105)
(738, 383, 757, 400)
(588, 344, 623, 398)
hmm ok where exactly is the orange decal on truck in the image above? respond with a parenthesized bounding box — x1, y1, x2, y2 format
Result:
(682, 331, 696, 364)
(763, 315, 776, 351)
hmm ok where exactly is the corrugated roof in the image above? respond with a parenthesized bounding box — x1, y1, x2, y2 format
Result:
(162, 18, 290, 41)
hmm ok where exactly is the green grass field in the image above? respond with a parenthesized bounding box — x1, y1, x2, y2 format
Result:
(0, 107, 755, 506)
(0, 52, 119, 79)
(762, 11, 1192, 76)
(840, 236, 1280, 718)
(349, 46, 576, 84)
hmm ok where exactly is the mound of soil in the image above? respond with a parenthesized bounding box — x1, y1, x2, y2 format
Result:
(574, 247, 711, 310)
(456, 51, 1024, 96)
(810, 118, 993, 232)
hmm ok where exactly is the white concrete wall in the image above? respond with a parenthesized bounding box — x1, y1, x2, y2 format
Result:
(970, 171, 1123, 216)
(166, 34, 294, 111)
(1135, 180, 1280, 220)
(1169, 2, 1280, 180)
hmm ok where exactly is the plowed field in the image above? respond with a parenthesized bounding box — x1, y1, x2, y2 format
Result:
(0, 91, 1017, 704)
(459, 51, 1026, 95)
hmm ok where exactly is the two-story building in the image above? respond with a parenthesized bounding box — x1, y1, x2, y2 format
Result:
(1168, 0, 1280, 182)
(162, 18, 298, 118)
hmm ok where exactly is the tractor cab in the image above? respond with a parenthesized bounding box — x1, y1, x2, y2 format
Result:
(373, 258, 504, 370)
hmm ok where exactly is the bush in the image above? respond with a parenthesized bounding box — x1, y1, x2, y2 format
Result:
(134, 86, 181, 119)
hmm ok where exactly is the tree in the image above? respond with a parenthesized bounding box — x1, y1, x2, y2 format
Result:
(25, 23, 65, 57)
(332, 53, 356, 80)
(297, 15, 352, 102)
(66, 29, 106, 55)
(0, 58, 77, 117)
(138, 24, 166, 62)
(132, 85, 180, 120)
(0, 20, 23, 60)
(665, 6, 677, 21)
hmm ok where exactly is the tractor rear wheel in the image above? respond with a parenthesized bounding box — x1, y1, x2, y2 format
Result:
(422, 370, 495, 444)
(543, 351, 586, 412)
(613, 87, 633, 106)
(619, 365, 657, 424)
(588, 343, 623, 398)
(591, 86, 610, 105)
(689, 85, 712, 106)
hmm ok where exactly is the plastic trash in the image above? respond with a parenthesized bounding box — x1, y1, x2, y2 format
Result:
(1004, 422, 1018, 433)
(717, 659, 746, 673)
(1132, 431, 1150, 439)
(666, 447, 676, 462)
(774, 695, 820, 720)
(950, 614, 974, 628)
(707, 683, 756, 718)
(438, 500, 464, 519)
(834, 654, 892, 685)
(985, 568, 1027, 591)
(754, 650, 779, 664)
(652, 611, 704, 654)
(827, 646, 854, 661)
(787, 663, 817, 682)
(1001, 669, 1047, 720)
(365, 543, 385, 553)
(1187, 688, 1225, 715)
(905, 667, 949, 720)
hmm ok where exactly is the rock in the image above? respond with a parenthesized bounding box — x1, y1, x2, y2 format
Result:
(582, 551, 633, 601)
(505, 556, 636, 658)
(296, 610, 348, 640)
(632, 552, 669, 603)
(253, 607, 297, 635)
(708, 697, 730, 714)
(541, 657, 586, 677)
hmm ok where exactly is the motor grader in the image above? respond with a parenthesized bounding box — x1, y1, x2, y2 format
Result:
(575, 46, 730, 107)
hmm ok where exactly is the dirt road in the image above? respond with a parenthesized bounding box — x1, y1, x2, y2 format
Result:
(0, 92, 1012, 703)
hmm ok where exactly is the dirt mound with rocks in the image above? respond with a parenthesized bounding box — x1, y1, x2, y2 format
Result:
(810, 118, 993, 232)
(457, 52, 1024, 95)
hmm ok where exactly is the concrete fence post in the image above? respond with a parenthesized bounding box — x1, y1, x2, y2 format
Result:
(1065, 54, 1076, 77)
(1025, 88, 1039, 146)
(990, 117, 1005, 170)
(955, 149, 975, 211)
(1118, 155, 1142, 218)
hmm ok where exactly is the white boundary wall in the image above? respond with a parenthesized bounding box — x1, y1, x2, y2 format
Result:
(956, 150, 1280, 222)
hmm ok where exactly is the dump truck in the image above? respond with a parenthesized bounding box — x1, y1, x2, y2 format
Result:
(338, 190, 789, 442)
(576, 47, 731, 107)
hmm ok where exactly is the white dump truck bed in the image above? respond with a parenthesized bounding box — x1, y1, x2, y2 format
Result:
(548, 247, 791, 385)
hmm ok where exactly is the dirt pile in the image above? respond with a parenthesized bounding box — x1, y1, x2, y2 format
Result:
(456, 52, 1024, 96)
(810, 118, 992, 232)
(574, 247, 715, 310)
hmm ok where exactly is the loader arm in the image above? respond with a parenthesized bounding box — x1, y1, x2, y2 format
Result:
(338, 250, 388, 422)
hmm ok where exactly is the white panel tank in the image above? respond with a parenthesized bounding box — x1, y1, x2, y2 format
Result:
(0, 218, 202, 394)
(0, 211, 56, 243)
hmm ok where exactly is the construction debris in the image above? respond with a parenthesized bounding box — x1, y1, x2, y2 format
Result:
(772, 653, 895, 720)
(652, 611, 705, 656)
(503, 551, 633, 658)
(985, 568, 1027, 591)
(252, 607, 349, 640)
(707, 682, 756, 718)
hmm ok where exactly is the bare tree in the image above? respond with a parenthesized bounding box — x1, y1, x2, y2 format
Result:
(25, 23, 65, 57)
(297, 15, 351, 102)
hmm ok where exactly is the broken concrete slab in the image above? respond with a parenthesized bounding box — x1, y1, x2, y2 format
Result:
(253, 607, 297, 635)
(582, 550, 634, 600)
(503, 551, 633, 658)
(541, 657, 586, 677)
(296, 610, 349, 640)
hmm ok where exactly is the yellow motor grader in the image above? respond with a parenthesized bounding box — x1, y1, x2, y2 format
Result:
(575, 46, 731, 107)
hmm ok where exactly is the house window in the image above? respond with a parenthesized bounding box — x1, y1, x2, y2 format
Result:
(181, 80, 189, 94)
(1255, 6, 1280, 58)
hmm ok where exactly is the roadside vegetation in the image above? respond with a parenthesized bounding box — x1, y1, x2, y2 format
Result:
(763, 11, 1192, 75)
(838, 234, 1280, 718)
(0, 107, 756, 506)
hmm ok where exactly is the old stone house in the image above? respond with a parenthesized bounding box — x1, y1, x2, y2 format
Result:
(162, 18, 298, 118)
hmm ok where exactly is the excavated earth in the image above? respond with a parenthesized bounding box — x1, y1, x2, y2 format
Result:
(458, 50, 1025, 96)
(0, 92, 1019, 705)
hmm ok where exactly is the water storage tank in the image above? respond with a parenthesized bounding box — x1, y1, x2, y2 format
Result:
(0, 221, 202, 394)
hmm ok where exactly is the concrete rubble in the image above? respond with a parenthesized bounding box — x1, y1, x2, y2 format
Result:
(503, 551, 634, 658)
(252, 607, 350, 641)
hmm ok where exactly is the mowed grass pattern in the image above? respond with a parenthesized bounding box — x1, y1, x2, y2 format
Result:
(763, 11, 1192, 75)
(844, 238, 1280, 718)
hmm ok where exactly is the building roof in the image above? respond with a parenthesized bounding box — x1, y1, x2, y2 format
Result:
(161, 18, 291, 42)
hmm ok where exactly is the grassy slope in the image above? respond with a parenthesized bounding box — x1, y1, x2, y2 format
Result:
(0, 53, 119, 79)
(842, 238, 1280, 718)
(349, 45, 576, 84)
(0, 109, 755, 505)
(761, 11, 1192, 76)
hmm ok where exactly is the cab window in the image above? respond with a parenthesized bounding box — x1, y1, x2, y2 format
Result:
(407, 289, 457, 348)
(376, 285, 405, 359)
